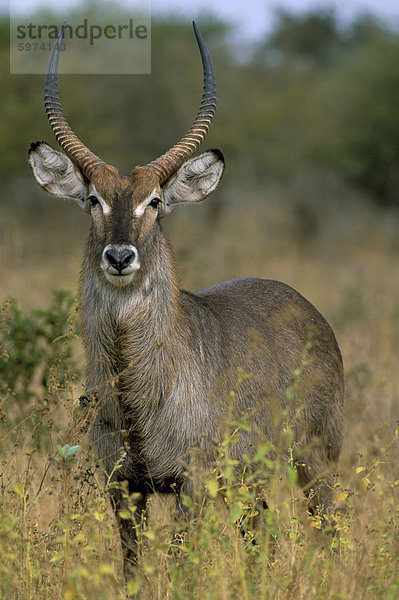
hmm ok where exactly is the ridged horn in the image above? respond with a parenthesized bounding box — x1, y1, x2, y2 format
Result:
(44, 22, 107, 179)
(147, 21, 217, 184)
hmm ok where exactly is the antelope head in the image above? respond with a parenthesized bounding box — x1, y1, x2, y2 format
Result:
(29, 23, 224, 288)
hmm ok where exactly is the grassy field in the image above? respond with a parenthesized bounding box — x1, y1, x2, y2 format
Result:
(1, 177, 399, 599)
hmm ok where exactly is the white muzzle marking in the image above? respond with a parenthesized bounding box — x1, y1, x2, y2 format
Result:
(101, 243, 140, 286)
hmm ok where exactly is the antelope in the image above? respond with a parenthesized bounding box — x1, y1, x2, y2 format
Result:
(29, 23, 344, 576)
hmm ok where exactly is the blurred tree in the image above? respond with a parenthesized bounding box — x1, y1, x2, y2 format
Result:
(265, 8, 345, 67)
(251, 10, 399, 206)
(327, 27, 399, 205)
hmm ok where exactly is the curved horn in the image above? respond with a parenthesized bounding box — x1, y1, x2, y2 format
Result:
(147, 22, 217, 184)
(44, 23, 107, 179)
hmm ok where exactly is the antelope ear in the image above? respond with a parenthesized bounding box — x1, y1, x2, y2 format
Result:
(28, 141, 88, 207)
(161, 149, 224, 212)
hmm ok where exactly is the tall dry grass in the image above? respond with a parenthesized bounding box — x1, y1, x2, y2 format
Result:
(1, 178, 398, 598)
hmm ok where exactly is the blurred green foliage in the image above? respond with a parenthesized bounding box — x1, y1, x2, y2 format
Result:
(0, 291, 80, 404)
(2, 4, 399, 205)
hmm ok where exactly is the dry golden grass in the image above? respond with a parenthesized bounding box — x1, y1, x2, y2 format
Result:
(1, 181, 398, 598)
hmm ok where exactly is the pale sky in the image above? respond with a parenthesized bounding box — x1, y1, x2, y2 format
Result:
(6, 0, 399, 41)
(154, 0, 399, 39)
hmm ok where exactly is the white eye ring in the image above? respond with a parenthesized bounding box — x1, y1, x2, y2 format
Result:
(86, 186, 111, 215)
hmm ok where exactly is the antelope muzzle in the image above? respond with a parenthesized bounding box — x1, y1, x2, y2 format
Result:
(101, 244, 140, 285)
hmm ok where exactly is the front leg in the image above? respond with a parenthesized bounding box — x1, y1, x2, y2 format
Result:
(81, 393, 147, 577)
(175, 470, 210, 523)
(110, 484, 148, 579)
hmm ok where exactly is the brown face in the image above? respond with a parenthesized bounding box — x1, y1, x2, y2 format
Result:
(30, 22, 221, 291)
(29, 141, 225, 290)
(88, 165, 162, 288)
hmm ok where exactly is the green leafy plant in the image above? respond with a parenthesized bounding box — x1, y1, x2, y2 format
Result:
(0, 290, 81, 405)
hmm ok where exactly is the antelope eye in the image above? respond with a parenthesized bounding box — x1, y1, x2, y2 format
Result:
(149, 197, 161, 209)
(88, 194, 99, 207)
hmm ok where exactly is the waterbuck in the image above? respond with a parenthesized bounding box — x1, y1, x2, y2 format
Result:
(29, 23, 344, 575)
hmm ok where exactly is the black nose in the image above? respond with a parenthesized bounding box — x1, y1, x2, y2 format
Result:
(105, 248, 136, 274)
